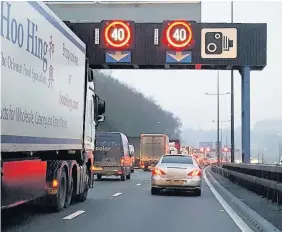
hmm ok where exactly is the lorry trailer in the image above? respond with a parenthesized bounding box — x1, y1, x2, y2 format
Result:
(140, 134, 169, 171)
(1, 1, 105, 212)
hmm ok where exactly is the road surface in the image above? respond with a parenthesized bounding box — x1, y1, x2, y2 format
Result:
(2, 170, 243, 232)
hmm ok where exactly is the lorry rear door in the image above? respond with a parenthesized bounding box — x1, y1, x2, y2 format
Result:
(152, 136, 166, 158)
(95, 133, 123, 167)
(140, 136, 153, 160)
(141, 135, 165, 160)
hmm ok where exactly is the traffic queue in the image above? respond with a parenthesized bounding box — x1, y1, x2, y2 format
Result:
(92, 132, 203, 196)
(91, 131, 213, 181)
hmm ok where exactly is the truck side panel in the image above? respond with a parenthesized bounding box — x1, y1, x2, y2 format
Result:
(1, 1, 86, 152)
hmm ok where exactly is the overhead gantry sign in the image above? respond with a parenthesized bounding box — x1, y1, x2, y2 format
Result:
(66, 20, 267, 163)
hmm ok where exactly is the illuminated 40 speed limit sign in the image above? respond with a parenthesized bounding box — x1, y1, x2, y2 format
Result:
(101, 20, 135, 50)
(162, 21, 195, 50)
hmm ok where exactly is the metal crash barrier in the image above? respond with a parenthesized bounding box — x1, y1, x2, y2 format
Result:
(211, 163, 282, 205)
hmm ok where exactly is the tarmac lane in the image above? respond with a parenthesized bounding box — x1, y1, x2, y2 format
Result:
(1, 169, 248, 232)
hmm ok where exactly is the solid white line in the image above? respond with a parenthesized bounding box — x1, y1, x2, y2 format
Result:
(63, 210, 85, 220)
(111, 192, 123, 198)
(203, 168, 253, 232)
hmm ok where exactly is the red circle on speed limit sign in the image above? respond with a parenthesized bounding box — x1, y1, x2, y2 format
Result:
(104, 21, 132, 49)
(163, 21, 193, 49)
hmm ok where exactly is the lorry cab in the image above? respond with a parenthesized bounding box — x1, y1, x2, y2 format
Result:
(94, 132, 132, 181)
(129, 145, 135, 173)
(84, 62, 105, 152)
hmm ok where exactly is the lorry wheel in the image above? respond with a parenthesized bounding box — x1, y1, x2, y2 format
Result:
(64, 176, 73, 208)
(54, 170, 67, 212)
(126, 172, 131, 180)
(77, 169, 89, 202)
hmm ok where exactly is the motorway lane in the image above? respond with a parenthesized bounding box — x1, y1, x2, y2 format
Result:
(2, 169, 242, 232)
(1, 170, 150, 232)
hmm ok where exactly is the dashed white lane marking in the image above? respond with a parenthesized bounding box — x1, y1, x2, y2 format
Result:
(136, 183, 141, 186)
(110, 192, 123, 199)
(63, 210, 85, 220)
(203, 168, 253, 232)
(144, 180, 148, 183)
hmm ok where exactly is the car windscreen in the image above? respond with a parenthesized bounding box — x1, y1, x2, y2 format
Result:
(95, 134, 122, 162)
(161, 155, 193, 164)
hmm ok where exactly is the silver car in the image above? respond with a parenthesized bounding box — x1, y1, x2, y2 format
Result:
(151, 155, 202, 196)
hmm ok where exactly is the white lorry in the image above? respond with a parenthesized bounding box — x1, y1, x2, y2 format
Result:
(1, 1, 105, 211)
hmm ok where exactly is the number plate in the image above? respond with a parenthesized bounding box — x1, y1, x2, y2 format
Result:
(94, 167, 103, 171)
(166, 180, 184, 185)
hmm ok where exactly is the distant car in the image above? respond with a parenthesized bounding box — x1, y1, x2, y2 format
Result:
(151, 154, 202, 196)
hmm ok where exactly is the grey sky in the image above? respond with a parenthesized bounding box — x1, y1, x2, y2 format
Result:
(108, 1, 282, 130)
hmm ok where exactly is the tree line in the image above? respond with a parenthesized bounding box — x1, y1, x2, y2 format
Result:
(94, 71, 182, 139)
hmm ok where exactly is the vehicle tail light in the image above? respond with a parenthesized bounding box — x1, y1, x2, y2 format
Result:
(120, 157, 124, 165)
(52, 179, 58, 188)
(188, 169, 201, 177)
(152, 168, 166, 177)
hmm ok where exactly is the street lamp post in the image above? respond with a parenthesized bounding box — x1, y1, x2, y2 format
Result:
(258, 145, 260, 163)
(261, 147, 265, 164)
(213, 120, 231, 162)
(206, 72, 230, 164)
(278, 132, 281, 163)
(230, 1, 235, 163)
(217, 71, 220, 164)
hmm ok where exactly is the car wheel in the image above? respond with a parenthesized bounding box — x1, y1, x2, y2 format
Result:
(126, 172, 131, 180)
(131, 168, 134, 173)
(195, 189, 201, 196)
(120, 174, 126, 181)
(151, 187, 159, 195)
(97, 175, 102, 180)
